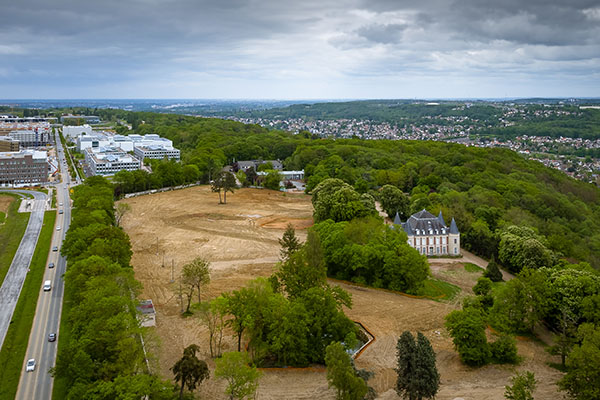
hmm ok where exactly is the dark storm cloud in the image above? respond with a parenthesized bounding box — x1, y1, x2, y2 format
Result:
(356, 0, 600, 46)
(0, 0, 598, 98)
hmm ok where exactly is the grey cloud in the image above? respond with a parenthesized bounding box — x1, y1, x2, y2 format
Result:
(356, 23, 408, 44)
(0, 0, 598, 98)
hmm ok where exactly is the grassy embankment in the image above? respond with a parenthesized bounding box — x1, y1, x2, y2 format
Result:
(422, 278, 461, 301)
(50, 282, 72, 399)
(0, 210, 56, 400)
(0, 194, 30, 287)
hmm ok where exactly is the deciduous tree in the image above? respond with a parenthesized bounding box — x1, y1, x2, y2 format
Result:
(325, 342, 368, 400)
(558, 324, 600, 399)
(171, 344, 209, 399)
(198, 297, 228, 358)
(445, 307, 491, 366)
(215, 352, 261, 400)
(211, 171, 237, 204)
(380, 184, 409, 219)
(505, 371, 536, 400)
(182, 257, 211, 304)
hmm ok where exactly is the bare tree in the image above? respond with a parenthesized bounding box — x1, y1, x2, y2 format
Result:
(198, 297, 228, 358)
(115, 202, 131, 226)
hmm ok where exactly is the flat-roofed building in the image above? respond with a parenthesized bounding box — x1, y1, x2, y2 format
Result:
(0, 137, 20, 152)
(84, 147, 140, 176)
(63, 124, 92, 139)
(60, 115, 100, 124)
(77, 134, 112, 152)
(133, 144, 180, 160)
(8, 129, 51, 147)
(0, 150, 48, 186)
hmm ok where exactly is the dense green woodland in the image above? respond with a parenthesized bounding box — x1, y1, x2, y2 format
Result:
(40, 107, 600, 398)
(55, 177, 180, 399)
(105, 111, 600, 270)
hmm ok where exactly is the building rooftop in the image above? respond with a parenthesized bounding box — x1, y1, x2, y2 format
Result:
(0, 149, 47, 160)
(401, 209, 459, 236)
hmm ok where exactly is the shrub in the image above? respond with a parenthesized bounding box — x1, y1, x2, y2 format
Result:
(490, 335, 519, 364)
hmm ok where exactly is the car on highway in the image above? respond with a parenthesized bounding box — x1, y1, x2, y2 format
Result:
(48, 333, 56, 342)
(59, 209, 64, 214)
(43, 280, 52, 291)
(48, 262, 55, 268)
(59, 202, 63, 206)
(52, 246, 58, 252)
(26, 359, 35, 372)
(56, 226, 61, 231)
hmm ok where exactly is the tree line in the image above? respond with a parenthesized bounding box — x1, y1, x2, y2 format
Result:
(53, 176, 180, 399)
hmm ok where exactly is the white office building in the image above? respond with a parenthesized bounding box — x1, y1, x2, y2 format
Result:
(84, 147, 140, 176)
(133, 145, 180, 160)
(63, 124, 92, 139)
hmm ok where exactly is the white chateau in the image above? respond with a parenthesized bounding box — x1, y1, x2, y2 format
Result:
(395, 209, 460, 256)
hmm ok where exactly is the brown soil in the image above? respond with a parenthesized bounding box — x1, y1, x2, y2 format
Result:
(0, 194, 14, 214)
(121, 186, 563, 400)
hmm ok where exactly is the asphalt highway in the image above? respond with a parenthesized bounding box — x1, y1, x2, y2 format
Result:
(16, 131, 73, 400)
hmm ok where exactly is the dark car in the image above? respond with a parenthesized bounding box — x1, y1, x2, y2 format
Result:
(48, 262, 55, 269)
(48, 333, 56, 342)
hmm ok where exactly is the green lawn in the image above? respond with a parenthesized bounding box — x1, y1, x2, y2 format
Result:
(0, 194, 30, 287)
(421, 278, 461, 301)
(464, 262, 484, 273)
(0, 211, 55, 400)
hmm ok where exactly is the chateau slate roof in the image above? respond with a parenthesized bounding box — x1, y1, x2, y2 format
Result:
(438, 211, 446, 226)
(449, 218, 459, 234)
(404, 209, 456, 236)
(393, 212, 401, 225)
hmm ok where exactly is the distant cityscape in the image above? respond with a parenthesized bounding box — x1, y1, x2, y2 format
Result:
(1, 99, 600, 186)
(214, 102, 600, 185)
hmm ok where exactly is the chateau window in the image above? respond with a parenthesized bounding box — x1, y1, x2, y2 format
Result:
(454, 238, 457, 244)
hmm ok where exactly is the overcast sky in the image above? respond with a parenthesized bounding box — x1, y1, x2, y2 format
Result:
(1, 0, 599, 99)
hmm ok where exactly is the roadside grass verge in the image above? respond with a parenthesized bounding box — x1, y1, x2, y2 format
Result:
(58, 132, 76, 180)
(464, 262, 484, 273)
(0, 194, 30, 287)
(422, 278, 461, 301)
(51, 277, 72, 399)
(0, 210, 55, 400)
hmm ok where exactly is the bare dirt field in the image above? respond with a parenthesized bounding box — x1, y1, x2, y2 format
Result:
(0, 195, 14, 214)
(121, 186, 563, 400)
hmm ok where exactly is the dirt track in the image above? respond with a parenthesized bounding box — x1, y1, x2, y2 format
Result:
(120, 186, 563, 400)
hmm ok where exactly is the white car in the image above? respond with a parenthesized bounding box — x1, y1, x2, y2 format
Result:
(26, 359, 35, 372)
(56, 226, 61, 231)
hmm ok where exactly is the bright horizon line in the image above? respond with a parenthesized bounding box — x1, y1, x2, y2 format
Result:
(1, 97, 600, 102)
